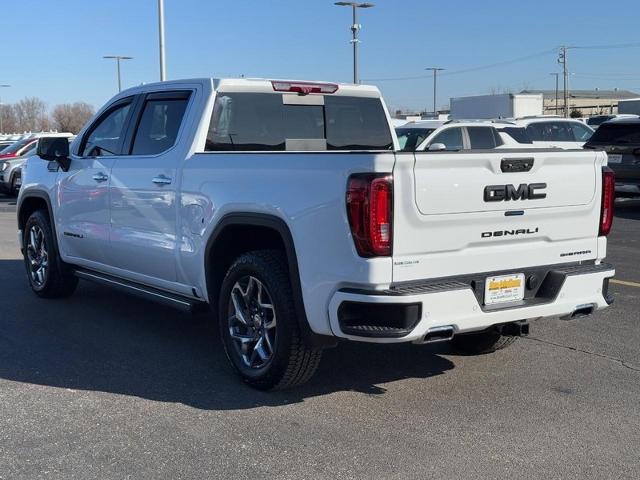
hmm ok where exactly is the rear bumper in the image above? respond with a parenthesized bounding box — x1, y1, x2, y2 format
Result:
(328, 263, 615, 343)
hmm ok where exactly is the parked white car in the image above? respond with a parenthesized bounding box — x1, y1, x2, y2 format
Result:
(19, 78, 615, 389)
(512, 117, 594, 149)
(397, 120, 535, 151)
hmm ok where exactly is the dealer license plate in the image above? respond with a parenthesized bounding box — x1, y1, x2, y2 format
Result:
(484, 273, 525, 305)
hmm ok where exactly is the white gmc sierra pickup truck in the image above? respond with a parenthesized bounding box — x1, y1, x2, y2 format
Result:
(18, 78, 616, 390)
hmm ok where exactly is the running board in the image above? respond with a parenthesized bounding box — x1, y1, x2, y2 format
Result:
(73, 269, 207, 314)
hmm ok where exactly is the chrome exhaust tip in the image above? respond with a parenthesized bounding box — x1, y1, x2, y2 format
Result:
(561, 303, 597, 320)
(422, 325, 455, 343)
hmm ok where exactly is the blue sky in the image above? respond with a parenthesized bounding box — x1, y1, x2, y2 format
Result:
(2, 0, 640, 112)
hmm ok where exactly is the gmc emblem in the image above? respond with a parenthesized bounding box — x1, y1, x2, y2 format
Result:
(484, 183, 547, 202)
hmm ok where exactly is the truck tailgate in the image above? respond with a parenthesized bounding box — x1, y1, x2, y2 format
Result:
(392, 150, 606, 283)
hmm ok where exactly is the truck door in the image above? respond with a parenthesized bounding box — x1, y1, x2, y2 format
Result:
(107, 90, 192, 284)
(57, 97, 134, 266)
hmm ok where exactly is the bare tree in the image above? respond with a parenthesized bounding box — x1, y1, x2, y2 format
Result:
(14, 97, 49, 132)
(52, 102, 95, 133)
(0, 104, 18, 133)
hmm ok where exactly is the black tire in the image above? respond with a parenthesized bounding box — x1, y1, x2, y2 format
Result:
(451, 328, 517, 355)
(218, 250, 322, 390)
(23, 210, 78, 298)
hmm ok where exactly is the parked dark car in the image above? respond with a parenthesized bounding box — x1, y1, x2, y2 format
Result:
(584, 119, 640, 197)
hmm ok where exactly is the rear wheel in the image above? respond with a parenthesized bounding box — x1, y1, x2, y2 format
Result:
(23, 210, 78, 298)
(451, 328, 517, 355)
(218, 250, 322, 390)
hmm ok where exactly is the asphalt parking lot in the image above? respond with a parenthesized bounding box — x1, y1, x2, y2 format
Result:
(0, 194, 638, 479)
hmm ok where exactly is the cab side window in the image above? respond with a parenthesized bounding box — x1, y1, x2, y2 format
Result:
(81, 102, 132, 157)
(430, 127, 463, 151)
(131, 93, 191, 155)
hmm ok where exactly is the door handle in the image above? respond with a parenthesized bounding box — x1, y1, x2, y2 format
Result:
(92, 172, 108, 183)
(152, 175, 172, 186)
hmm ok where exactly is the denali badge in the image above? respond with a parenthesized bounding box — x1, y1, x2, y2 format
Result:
(484, 183, 547, 202)
(481, 228, 539, 238)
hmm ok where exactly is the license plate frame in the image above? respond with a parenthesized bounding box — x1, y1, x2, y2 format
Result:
(484, 273, 525, 306)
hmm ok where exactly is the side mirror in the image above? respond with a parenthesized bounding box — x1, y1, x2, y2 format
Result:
(37, 137, 71, 171)
(428, 142, 447, 151)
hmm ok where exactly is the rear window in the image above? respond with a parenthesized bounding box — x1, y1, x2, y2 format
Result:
(205, 93, 393, 151)
(467, 126, 501, 149)
(395, 127, 434, 151)
(587, 123, 640, 145)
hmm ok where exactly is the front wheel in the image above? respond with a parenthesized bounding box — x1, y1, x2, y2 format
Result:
(451, 328, 517, 355)
(23, 210, 78, 298)
(218, 250, 322, 390)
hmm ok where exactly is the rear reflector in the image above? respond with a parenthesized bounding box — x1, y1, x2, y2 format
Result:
(271, 80, 339, 95)
(346, 174, 393, 257)
(599, 166, 615, 236)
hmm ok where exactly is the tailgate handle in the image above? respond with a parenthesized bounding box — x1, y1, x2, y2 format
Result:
(501, 158, 534, 173)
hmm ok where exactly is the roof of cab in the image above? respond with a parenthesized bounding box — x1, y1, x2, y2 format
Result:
(117, 77, 382, 99)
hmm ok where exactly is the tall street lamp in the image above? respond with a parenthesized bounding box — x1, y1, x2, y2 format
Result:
(103, 55, 133, 92)
(0, 84, 10, 134)
(158, 0, 166, 81)
(334, 2, 375, 84)
(425, 68, 444, 117)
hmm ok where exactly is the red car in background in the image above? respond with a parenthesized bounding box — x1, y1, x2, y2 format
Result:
(0, 137, 37, 159)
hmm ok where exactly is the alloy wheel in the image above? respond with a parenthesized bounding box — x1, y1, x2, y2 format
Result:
(26, 225, 48, 287)
(227, 275, 277, 369)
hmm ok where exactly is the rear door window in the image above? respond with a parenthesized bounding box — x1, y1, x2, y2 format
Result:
(467, 126, 500, 149)
(131, 93, 190, 155)
(429, 127, 463, 151)
(205, 92, 393, 151)
(526, 122, 573, 142)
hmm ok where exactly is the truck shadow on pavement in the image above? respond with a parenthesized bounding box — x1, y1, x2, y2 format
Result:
(0, 260, 454, 410)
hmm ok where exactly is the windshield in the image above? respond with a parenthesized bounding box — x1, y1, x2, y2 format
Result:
(0, 138, 33, 155)
(587, 123, 640, 145)
(395, 127, 435, 151)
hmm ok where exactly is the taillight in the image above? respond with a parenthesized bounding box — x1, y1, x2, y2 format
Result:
(599, 166, 615, 236)
(346, 174, 393, 257)
(271, 80, 339, 95)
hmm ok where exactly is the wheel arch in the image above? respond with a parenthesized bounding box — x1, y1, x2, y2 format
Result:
(204, 213, 336, 349)
(17, 191, 59, 254)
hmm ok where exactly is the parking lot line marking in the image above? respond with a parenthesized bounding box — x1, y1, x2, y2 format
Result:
(610, 279, 640, 288)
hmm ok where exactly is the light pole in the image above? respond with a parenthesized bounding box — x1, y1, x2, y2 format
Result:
(334, 2, 375, 84)
(103, 55, 133, 92)
(158, 0, 166, 81)
(558, 46, 570, 118)
(550, 73, 559, 115)
(425, 68, 444, 117)
(0, 84, 9, 134)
